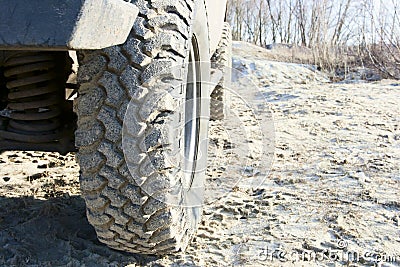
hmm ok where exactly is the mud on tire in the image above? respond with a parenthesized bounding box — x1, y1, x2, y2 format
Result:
(210, 22, 232, 121)
(75, 0, 209, 255)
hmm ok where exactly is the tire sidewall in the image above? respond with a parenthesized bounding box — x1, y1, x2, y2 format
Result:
(184, 0, 210, 228)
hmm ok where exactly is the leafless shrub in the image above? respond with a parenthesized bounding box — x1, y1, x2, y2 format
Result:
(227, 0, 400, 80)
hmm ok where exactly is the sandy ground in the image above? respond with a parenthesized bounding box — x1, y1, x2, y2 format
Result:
(0, 42, 399, 266)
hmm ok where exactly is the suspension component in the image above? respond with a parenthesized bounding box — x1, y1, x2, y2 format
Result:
(0, 52, 68, 145)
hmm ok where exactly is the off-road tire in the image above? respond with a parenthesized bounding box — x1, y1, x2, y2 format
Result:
(210, 22, 232, 121)
(75, 0, 209, 255)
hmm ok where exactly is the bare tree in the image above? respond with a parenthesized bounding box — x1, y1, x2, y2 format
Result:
(331, 0, 352, 45)
(226, 0, 400, 78)
(295, 0, 307, 46)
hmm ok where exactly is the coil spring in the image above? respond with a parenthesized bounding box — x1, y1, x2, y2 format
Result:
(0, 52, 66, 143)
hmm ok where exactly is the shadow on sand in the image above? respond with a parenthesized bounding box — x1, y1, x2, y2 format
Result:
(0, 195, 160, 266)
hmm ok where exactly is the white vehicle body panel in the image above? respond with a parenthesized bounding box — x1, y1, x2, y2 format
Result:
(204, 0, 227, 55)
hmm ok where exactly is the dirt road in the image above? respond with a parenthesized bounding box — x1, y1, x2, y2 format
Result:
(0, 42, 399, 266)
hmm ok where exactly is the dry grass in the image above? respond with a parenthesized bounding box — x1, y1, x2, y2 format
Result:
(235, 42, 400, 81)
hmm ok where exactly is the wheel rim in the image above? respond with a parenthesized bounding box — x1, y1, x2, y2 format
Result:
(184, 36, 201, 190)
